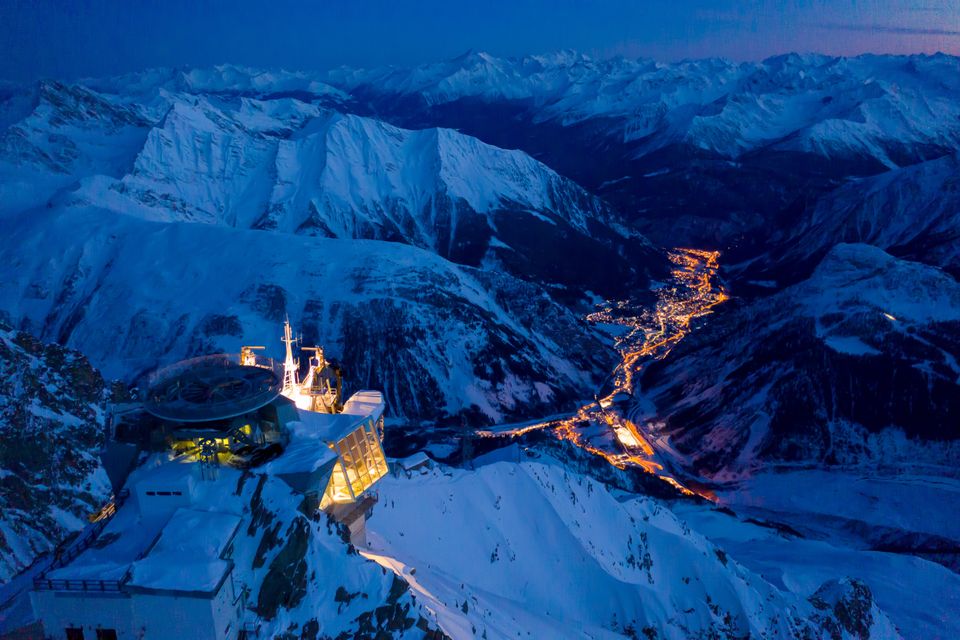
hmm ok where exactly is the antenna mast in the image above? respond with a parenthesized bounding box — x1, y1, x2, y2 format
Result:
(282, 316, 299, 393)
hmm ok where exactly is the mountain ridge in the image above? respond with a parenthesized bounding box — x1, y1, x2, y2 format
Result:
(1, 79, 664, 297)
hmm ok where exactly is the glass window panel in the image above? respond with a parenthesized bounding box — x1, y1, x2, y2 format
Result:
(324, 424, 390, 505)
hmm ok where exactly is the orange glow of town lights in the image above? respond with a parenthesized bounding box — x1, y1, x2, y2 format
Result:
(479, 248, 727, 501)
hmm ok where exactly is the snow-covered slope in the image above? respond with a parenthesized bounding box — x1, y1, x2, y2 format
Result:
(756, 152, 960, 281)
(364, 454, 900, 639)
(636, 243, 960, 478)
(0, 72, 667, 424)
(672, 499, 960, 640)
(86, 52, 960, 175)
(0, 81, 152, 216)
(0, 324, 111, 583)
(1, 80, 660, 296)
(326, 51, 960, 248)
(22, 54, 959, 251)
(0, 206, 612, 424)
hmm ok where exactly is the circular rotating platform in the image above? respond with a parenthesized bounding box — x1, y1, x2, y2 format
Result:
(143, 354, 283, 422)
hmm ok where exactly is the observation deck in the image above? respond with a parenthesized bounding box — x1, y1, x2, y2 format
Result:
(143, 354, 283, 423)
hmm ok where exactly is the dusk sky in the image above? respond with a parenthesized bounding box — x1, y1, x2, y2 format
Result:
(1, 0, 959, 82)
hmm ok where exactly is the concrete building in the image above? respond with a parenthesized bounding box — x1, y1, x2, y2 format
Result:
(31, 462, 243, 640)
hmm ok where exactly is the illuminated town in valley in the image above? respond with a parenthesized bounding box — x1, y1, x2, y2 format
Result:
(480, 248, 727, 496)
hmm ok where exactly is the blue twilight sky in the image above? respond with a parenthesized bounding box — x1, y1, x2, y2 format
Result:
(1, 0, 959, 82)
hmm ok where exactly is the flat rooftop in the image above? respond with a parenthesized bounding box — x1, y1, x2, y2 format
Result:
(342, 390, 386, 418)
(47, 460, 243, 594)
(129, 509, 240, 593)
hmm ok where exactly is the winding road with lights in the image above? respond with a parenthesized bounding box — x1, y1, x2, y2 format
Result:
(479, 248, 728, 496)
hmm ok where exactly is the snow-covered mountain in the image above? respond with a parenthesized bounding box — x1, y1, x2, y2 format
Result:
(28, 53, 960, 250)
(1, 51, 959, 640)
(327, 51, 960, 248)
(365, 453, 904, 639)
(751, 152, 960, 283)
(0, 323, 111, 583)
(0, 206, 614, 424)
(0, 73, 669, 423)
(636, 243, 960, 479)
(0, 80, 661, 297)
(0, 81, 153, 215)
(333, 51, 960, 165)
(11, 53, 960, 254)
(78, 64, 350, 106)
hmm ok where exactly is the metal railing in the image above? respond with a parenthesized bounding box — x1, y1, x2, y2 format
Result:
(34, 490, 131, 592)
(143, 353, 284, 422)
(32, 577, 127, 592)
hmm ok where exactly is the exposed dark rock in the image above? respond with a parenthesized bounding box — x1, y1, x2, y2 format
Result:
(0, 323, 111, 581)
(257, 516, 311, 619)
(809, 578, 875, 640)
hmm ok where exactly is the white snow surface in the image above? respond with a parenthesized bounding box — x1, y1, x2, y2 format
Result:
(802, 244, 960, 322)
(0, 74, 629, 422)
(128, 508, 241, 592)
(674, 500, 960, 640)
(0, 80, 610, 253)
(362, 454, 901, 639)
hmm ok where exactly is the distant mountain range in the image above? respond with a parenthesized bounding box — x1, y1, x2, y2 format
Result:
(330, 51, 960, 250)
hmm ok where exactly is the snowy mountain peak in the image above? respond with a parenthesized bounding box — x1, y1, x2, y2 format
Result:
(3, 82, 658, 292)
(802, 242, 960, 325)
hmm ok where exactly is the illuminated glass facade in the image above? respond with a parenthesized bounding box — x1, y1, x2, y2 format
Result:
(321, 419, 388, 508)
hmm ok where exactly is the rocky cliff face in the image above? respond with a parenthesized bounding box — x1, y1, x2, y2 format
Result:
(0, 207, 614, 424)
(636, 244, 960, 478)
(0, 323, 111, 582)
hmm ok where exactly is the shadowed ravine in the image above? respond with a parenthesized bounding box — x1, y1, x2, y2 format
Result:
(477, 248, 728, 497)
